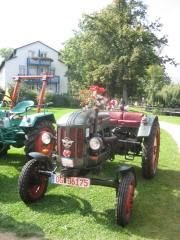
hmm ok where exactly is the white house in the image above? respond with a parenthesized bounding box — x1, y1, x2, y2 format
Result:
(0, 41, 68, 94)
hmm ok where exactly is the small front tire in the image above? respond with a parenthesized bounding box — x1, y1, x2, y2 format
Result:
(18, 159, 48, 204)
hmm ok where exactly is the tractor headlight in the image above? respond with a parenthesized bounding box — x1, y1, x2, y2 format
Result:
(89, 137, 103, 150)
(42, 132, 52, 145)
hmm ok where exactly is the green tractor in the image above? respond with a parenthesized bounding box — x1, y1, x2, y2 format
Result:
(0, 73, 56, 157)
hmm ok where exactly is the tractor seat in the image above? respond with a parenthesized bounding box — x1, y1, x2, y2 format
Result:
(9, 100, 34, 115)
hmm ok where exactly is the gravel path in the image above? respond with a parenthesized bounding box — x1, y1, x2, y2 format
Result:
(159, 121, 180, 152)
(0, 232, 41, 240)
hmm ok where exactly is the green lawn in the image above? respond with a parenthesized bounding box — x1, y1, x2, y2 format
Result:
(0, 108, 180, 240)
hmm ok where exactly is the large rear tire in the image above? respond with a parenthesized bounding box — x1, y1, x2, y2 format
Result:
(142, 120, 160, 179)
(24, 120, 56, 158)
(115, 172, 135, 226)
(18, 159, 48, 204)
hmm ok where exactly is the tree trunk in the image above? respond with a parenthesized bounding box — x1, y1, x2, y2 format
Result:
(123, 83, 128, 105)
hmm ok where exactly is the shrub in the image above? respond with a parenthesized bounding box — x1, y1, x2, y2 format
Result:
(28, 90, 38, 104)
(152, 108, 163, 115)
(43, 90, 54, 104)
(167, 98, 180, 108)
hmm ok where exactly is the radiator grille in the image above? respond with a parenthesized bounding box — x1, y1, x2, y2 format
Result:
(57, 127, 83, 158)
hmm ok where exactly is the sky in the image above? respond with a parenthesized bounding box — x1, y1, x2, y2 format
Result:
(0, 0, 179, 83)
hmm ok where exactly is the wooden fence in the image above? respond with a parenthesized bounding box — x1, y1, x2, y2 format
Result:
(134, 106, 180, 116)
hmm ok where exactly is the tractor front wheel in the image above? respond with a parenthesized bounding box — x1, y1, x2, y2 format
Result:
(18, 159, 48, 203)
(142, 120, 160, 179)
(115, 172, 135, 226)
(24, 120, 56, 158)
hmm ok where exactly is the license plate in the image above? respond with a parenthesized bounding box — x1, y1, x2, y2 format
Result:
(51, 173, 90, 188)
(60, 157, 74, 167)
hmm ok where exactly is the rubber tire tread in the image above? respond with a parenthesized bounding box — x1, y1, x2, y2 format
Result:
(142, 120, 160, 179)
(24, 120, 56, 158)
(18, 159, 48, 204)
(115, 172, 135, 226)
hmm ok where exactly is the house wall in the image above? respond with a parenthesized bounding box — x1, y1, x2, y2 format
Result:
(5, 57, 19, 86)
(0, 65, 6, 89)
(0, 41, 68, 94)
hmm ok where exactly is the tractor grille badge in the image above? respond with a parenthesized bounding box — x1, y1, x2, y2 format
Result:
(62, 137, 74, 157)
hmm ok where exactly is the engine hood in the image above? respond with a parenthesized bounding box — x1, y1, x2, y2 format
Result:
(56, 109, 110, 129)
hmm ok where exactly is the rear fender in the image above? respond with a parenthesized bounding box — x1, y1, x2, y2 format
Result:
(20, 112, 56, 128)
(137, 115, 158, 137)
(116, 165, 137, 187)
(29, 152, 53, 171)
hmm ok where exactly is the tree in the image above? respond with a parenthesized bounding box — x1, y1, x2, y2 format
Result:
(0, 47, 13, 61)
(143, 65, 171, 106)
(61, 0, 177, 103)
(157, 83, 180, 107)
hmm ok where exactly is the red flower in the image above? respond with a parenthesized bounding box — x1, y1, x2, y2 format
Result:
(76, 97, 79, 100)
(80, 90, 85, 94)
(89, 85, 99, 91)
(97, 87, 106, 94)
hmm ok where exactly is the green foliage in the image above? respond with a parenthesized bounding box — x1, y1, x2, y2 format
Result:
(157, 83, 180, 107)
(67, 79, 86, 96)
(8, 82, 38, 104)
(167, 98, 180, 108)
(152, 108, 163, 115)
(61, 0, 177, 104)
(143, 65, 171, 106)
(51, 93, 80, 108)
(27, 90, 38, 104)
(0, 86, 5, 100)
(43, 89, 54, 104)
(0, 47, 13, 61)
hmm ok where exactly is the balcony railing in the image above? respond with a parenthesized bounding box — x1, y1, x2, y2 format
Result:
(27, 57, 53, 66)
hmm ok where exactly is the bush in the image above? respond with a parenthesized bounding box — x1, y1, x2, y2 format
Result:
(69, 97, 80, 108)
(27, 90, 38, 104)
(6, 82, 80, 108)
(167, 98, 180, 108)
(43, 90, 54, 104)
(152, 108, 163, 115)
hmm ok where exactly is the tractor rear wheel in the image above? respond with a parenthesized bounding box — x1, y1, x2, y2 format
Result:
(142, 120, 160, 179)
(115, 172, 135, 226)
(24, 120, 56, 159)
(18, 159, 48, 203)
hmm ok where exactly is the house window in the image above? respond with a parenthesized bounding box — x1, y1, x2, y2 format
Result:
(40, 67, 48, 75)
(40, 52, 47, 57)
(28, 83, 35, 90)
(19, 66, 26, 75)
(29, 51, 35, 57)
(29, 66, 37, 75)
(51, 68, 56, 76)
